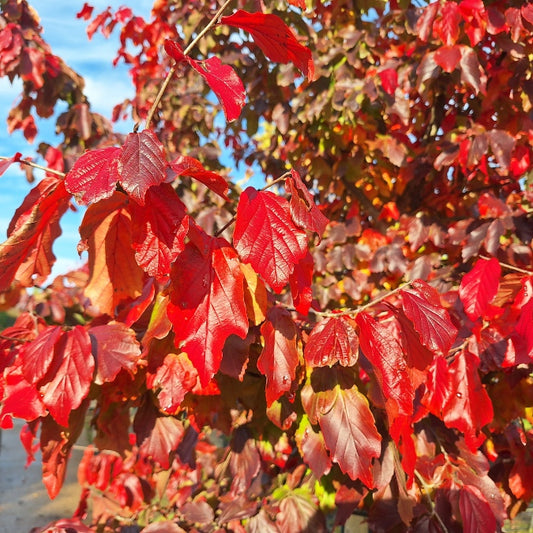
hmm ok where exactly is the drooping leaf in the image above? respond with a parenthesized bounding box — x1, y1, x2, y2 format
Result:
(0, 178, 70, 290)
(316, 384, 381, 486)
(286, 169, 328, 238)
(79, 192, 145, 316)
(21, 325, 62, 384)
(0, 152, 21, 177)
(65, 146, 120, 205)
(356, 312, 414, 438)
(221, 10, 314, 79)
(459, 484, 497, 533)
(234, 187, 308, 292)
(90, 322, 141, 385)
(39, 326, 94, 427)
(289, 251, 314, 315)
(151, 352, 198, 414)
(434, 45, 462, 72)
(304, 316, 359, 368)
(167, 226, 248, 386)
(130, 183, 189, 281)
(258, 306, 300, 406)
(170, 155, 229, 200)
(401, 279, 458, 356)
(277, 491, 327, 533)
(117, 129, 168, 205)
(434, 2, 461, 45)
(229, 427, 261, 495)
(295, 415, 332, 478)
(164, 40, 246, 121)
(240, 262, 267, 325)
(459, 257, 501, 321)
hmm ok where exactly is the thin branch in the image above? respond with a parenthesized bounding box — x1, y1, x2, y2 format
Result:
(0, 155, 65, 178)
(0, 334, 31, 343)
(414, 470, 450, 533)
(479, 254, 533, 275)
(214, 170, 291, 237)
(144, 0, 233, 130)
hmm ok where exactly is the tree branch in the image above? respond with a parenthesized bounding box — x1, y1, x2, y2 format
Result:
(0, 155, 65, 178)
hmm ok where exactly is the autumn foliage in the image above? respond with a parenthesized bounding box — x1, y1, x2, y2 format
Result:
(0, 0, 532, 531)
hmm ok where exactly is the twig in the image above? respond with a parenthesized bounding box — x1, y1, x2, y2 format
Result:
(479, 254, 533, 275)
(145, 0, 234, 129)
(414, 470, 450, 533)
(214, 170, 292, 237)
(0, 155, 65, 178)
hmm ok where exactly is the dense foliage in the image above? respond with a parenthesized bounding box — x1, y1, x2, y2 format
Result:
(0, 0, 532, 531)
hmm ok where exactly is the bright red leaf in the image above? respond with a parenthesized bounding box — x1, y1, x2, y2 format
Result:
(289, 251, 314, 315)
(286, 169, 329, 239)
(234, 187, 308, 293)
(117, 130, 168, 205)
(130, 183, 189, 281)
(434, 45, 462, 72)
(90, 322, 141, 385)
(164, 40, 246, 121)
(221, 10, 314, 79)
(434, 2, 462, 45)
(39, 326, 94, 427)
(65, 146, 120, 205)
(305, 316, 359, 368)
(258, 307, 299, 406)
(0, 152, 21, 177)
(170, 155, 229, 200)
(378, 68, 398, 94)
(167, 226, 248, 386)
(459, 257, 501, 321)
(21, 325, 62, 385)
(401, 279, 458, 356)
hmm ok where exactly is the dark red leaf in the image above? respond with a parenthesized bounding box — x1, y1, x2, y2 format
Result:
(65, 146, 120, 205)
(459, 257, 501, 321)
(286, 169, 329, 239)
(151, 352, 198, 414)
(0, 152, 22, 177)
(258, 307, 299, 406)
(170, 155, 229, 200)
(90, 322, 141, 385)
(221, 10, 314, 79)
(168, 227, 248, 386)
(295, 415, 332, 478)
(459, 485, 497, 533)
(39, 326, 94, 427)
(401, 279, 458, 356)
(305, 316, 359, 368)
(488, 129, 516, 171)
(234, 187, 308, 293)
(117, 130, 168, 205)
(130, 183, 189, 281)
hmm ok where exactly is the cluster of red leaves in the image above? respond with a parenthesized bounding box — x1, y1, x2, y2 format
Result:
(1, 1, 533, 532)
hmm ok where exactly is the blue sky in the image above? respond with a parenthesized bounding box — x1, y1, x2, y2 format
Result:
(0, 0, 154, 276)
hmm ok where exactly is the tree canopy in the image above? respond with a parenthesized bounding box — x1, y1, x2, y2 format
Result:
(0, 0, 532, 531)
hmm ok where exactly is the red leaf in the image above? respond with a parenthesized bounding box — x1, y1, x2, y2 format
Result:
(289, 251, 314, 315)
(0, 152, 22, 177)
(459, 257, 501, 321)
(288, 0, 306, 7)
(164, 40, 246, 122)
(401, 279, 458, 356)
(130, 183, 189, 281)
(79, 192, 145, 316)
(317, 385, 381, 486)
(151, 352, 198, 414)
(117, 130, 168, 205)
(90, 322, 141, 385)
(416, 2, 439, 41)
(460, 47, 486, 94)
(170, 155, 229, 200)
(378, 68, 398, 95)
(0, 178, 71, 290)
(434, 2, 462, 45)
(65, 146, 120, 205)
(305, 316, 359, 368)
(39, 327, 94, 427)
(258, 307, 299, 406)
(442, 350, 493, 450)
(278, 492, 327, 533)
(168, 227, 248, 386)
(459, 484, 497, 533)
(134, 398, 184, 469)
(295, 415, 332, 478)
(434, 45, 462, 72)
(286, 169, 329, 239)
(21, 325, 63, 385)
(221, 10, 314, 79)
(234, 187, 308, 293)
